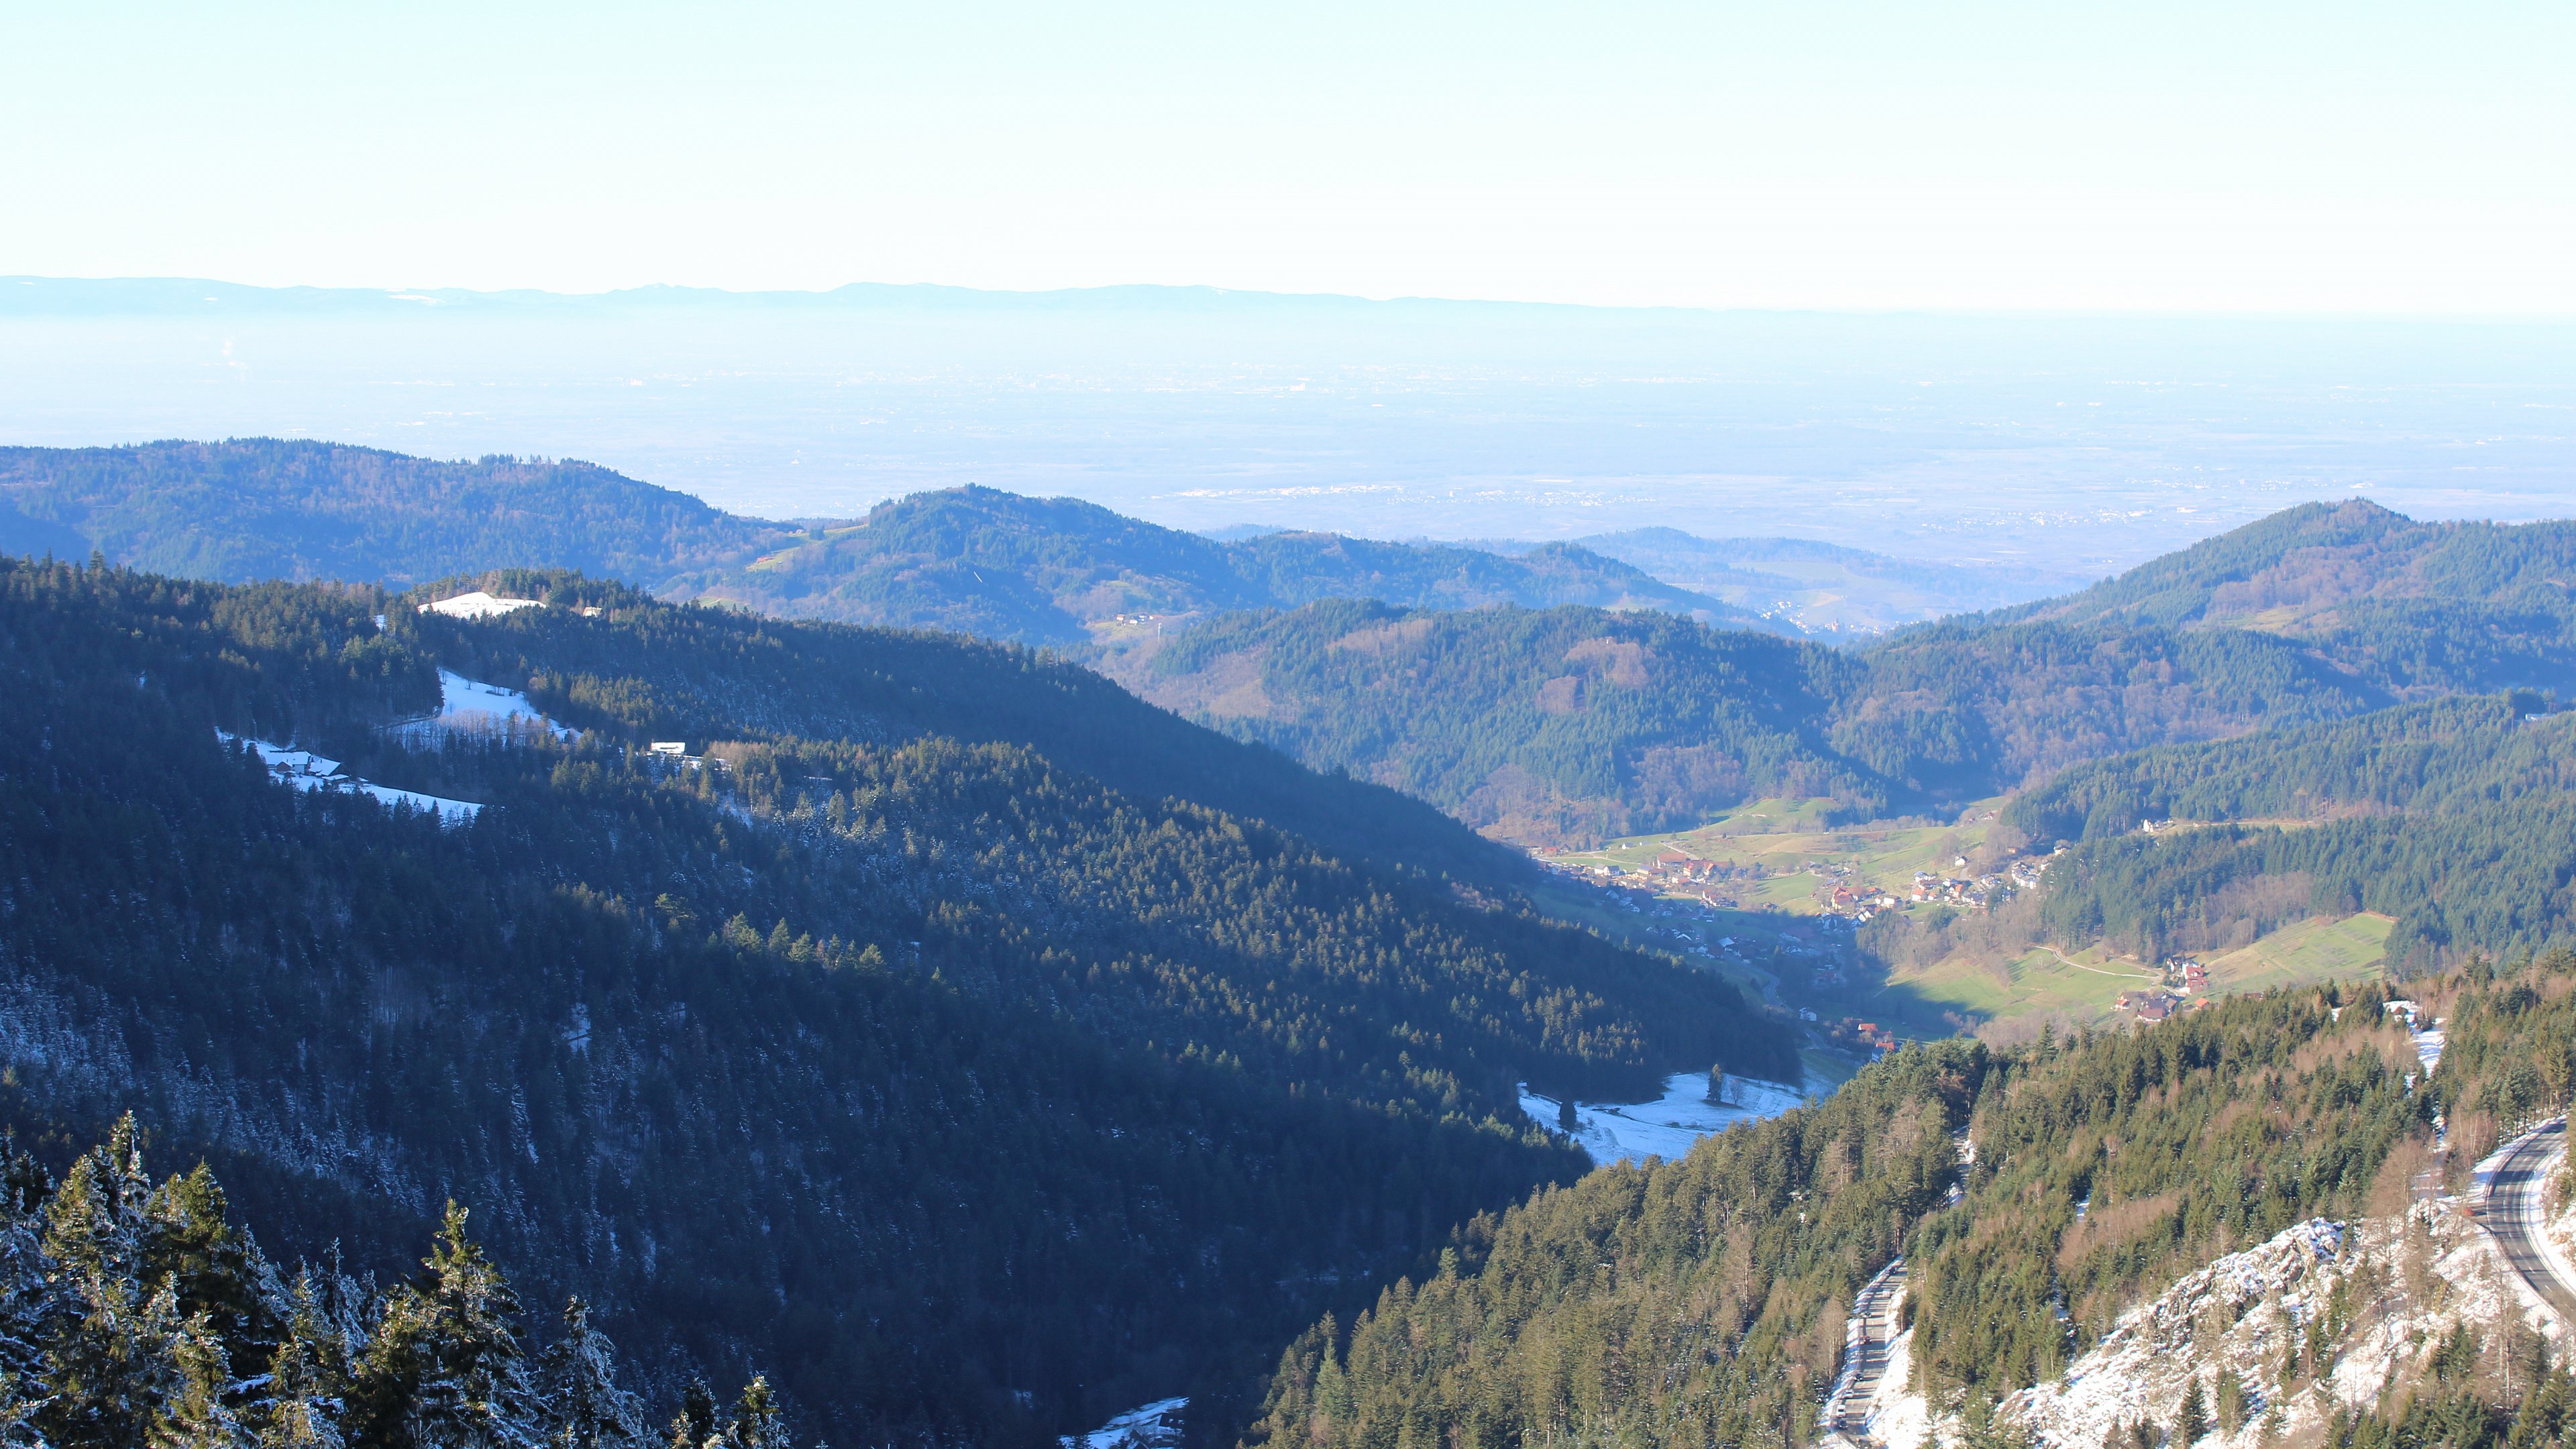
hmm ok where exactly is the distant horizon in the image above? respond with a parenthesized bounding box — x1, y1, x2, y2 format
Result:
(13, 273, 2576, 325)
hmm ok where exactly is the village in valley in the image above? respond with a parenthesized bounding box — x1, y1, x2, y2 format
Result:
(1523, 796, 2396, 1053)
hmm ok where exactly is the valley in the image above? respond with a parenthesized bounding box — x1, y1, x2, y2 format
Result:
(6, 448, 2576, 1448)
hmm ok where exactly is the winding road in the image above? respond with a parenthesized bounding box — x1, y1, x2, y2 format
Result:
(2478, 1118, 2576, 1327)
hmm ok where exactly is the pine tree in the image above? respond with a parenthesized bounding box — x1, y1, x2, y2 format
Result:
(160, 1307, 256, 1449)
(38, 1118, 183, 1448)
(2216, 1368, 2247, 1434)
(535, 1299, 644, 1448)
(256, 1270, 359, 1449)
(352, 1202, 541, 1449)
(145, 1162, 282, 1364)
(718, 1377, 790, 1449)
(2176, 1379, 2210, 1445)
(665, 1381, 717, 1449)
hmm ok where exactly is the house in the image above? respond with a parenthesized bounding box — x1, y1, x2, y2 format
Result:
(649, 741, 689, 758)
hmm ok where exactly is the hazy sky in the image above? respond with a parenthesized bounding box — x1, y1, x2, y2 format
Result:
(7, 2, 2571, 313)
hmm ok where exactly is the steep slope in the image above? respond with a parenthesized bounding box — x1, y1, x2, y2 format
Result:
(1250, 963, 2576, 1449)
(421, 567, 1520, 885)
(0, 557, 1788, 1446)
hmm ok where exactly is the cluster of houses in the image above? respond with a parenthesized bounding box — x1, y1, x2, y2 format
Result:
(2116, 956, 2214, 1022)
(1824, 1018, 1901, 1059)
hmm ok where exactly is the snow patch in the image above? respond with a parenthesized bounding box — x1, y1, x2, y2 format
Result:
(1519, 1069, 1811, 1165)
(1063, 1397, 1185, 1449)
(1996, 1208, 2554, 1449)
(219, 729, 482, 824)
(420, 590, 541, 620)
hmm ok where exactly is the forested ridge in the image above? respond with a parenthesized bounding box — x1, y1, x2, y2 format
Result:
(0, 443, 1768, 649)
(1116, 598, 2390, 847)
(672, 485, 1769, 644)
(1984, 695, 2576, 971)
(1130, 502, 2576, 848)
(0, 555, 1785, 1445)
(0, 439, 786, 589)
(1249, 953, 2576, 1449)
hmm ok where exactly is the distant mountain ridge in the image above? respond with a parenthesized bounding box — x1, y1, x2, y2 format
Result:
(0, 437, 786, 587)
(688, 485, 1778, 645)
(0, 439, 1790, 643)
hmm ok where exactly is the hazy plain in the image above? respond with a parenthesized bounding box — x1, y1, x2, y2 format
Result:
(5, 278, 2570, 577)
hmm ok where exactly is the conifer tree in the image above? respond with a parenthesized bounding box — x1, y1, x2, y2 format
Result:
(535, 1299, 645, 1448)
(2215, 1368, 2247, 1434)
(2176, 1379, 2210, 1445)
(719, 1377, 790, 1449)
(665, 1381, 717, 1449)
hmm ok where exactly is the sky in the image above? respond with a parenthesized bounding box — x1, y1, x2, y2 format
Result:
(7, 1, 2574, 313)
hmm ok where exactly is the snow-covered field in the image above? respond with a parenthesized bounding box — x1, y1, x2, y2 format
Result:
(1519, 1070, 1812, 1165)
(1062, 1397, 1185, 1449)
(219, 729, 482, 824)
(429, 669, 574, 738)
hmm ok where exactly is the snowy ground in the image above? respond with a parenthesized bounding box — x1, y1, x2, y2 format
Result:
(1854, 1203, 2561, 1449)
(1519, 1070, 1813, 1165)
(427, 669, 574, 738)
(220, 729, 482, 824)
(1062, 1397, 1185, 1449)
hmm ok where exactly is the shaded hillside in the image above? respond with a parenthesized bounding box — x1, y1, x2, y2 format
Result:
(0, 438, 785, 586)
(682, 485, 1770, 645)
(0, 555, 1785, 1445)
(425, 567, 1519, 886)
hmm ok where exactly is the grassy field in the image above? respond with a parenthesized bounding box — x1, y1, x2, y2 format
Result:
(1546, 801, 2387, 1044)
(1882, 940, 2159, 1026)
(2206, 912, 2393, 995)
(1548, 796, 2006, 914)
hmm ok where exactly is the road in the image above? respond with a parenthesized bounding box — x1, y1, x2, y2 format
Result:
(2478, 1118, 2576, 1327)
(1821, 1258, 1910, 1444)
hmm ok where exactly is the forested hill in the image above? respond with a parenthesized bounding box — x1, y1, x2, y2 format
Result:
(0, 441, 1776, 646)
(1252, 962, 2575, 1449)
(676, 484, 1774, 643)
(0, 555, 1784, 1445)
(426, 566, 1517, 885)
(1124, 501, 2576, 848)
(1951, 498, 2576, 698)
(1988, 694, 2576, 973)
(1112, 598, 2389, 847)
(0, 438, 786, 586)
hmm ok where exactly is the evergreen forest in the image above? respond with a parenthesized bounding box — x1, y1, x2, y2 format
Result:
(0, 555, 1782, 1445)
